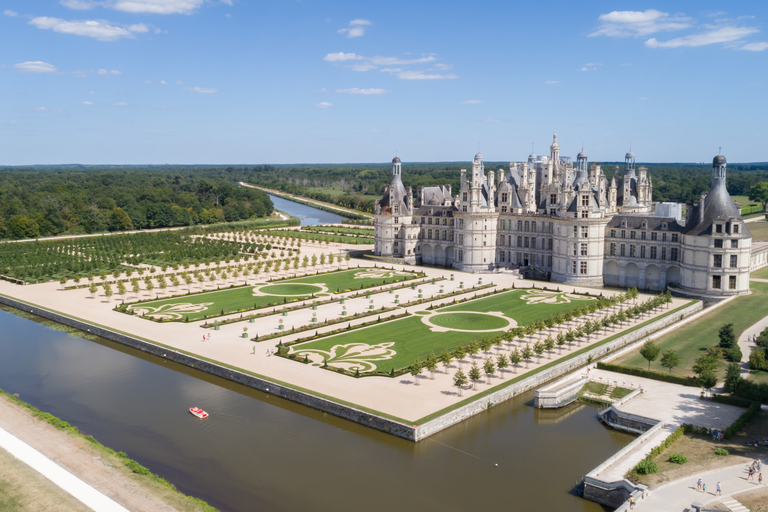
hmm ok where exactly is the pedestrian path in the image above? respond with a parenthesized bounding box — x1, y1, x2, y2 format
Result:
(721, 496, 750, 512)
(0, 426, 130, 512)
(635, 458, 765, 511)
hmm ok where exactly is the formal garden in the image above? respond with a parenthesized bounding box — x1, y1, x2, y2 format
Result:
(120, 267, 423, 321)
(283, 288, 675, 379)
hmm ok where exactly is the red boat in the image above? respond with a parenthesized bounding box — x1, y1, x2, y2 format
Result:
(189, 407, 209, 419)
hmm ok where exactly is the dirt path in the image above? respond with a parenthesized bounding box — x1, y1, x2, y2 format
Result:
(0, 394, 211, 512)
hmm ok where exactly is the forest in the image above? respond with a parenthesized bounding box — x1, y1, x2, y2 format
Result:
(0, 165, 273, 239)
(2, 159, 767, 240)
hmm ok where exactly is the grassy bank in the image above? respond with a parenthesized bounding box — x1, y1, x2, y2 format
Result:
(0, 388, 218, 512)
(614, 282, 768, 376)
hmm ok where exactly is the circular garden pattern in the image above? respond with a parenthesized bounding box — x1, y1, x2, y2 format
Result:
(427, 312, 510, 331)
(258, 283, 324, 296)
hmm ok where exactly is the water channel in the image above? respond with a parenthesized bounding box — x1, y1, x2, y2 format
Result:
(268, 194, 346, 226)
(0, 196, 633, 512)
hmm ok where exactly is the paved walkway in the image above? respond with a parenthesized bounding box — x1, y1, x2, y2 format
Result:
(636, 457, 766, 511)
(736, 277, 768, 376)
(0, 426, 129, 512)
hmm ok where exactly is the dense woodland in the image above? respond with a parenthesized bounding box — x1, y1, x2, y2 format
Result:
(1, 160, 767, 240)
(0, 166, 273, 239)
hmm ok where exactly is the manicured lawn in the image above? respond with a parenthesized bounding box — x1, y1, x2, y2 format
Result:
(127, 286, 313, 321)
(583, 381, 609, 395)
(441, 288, 598, 326)
(615, 282, 768, 376)
(268, 230, 372, 244)
(751, 265, 768, 279)
(610, 386, 633, 399)
(746, 220, 768, 242)
(125, 268, 421, 320)
(287, 268, 421, 293)
(290, 288, 604, 373)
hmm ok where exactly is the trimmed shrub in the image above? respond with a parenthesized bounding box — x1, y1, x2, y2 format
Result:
(635, 459, 658, 474)
(710, 394, 754, 408)
(715, 448, 729, 456)
(723, 402, 761, 439)
(596, 362, 699, 387)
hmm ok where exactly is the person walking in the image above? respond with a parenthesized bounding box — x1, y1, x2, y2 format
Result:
(759, 472, 763, 485)
(629, 496, 635, 509)
(716, 481, 721, 496)
(697, 478, 702, 491)
(702, 482, 706, 493)
(252, 346, 256, 355)
(748, 467, 755, 480)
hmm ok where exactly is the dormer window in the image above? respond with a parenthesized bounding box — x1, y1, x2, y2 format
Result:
(393, 204, 399, 215)
(501, 192, 508, 203)
(581, 195, 589, 207)
(715, 224, 723, 234)
(733, 224, 740, 234)
(462, 192, 468, 202)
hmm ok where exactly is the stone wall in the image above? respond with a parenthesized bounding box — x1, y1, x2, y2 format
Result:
(0, 294, 701, 443)
(534, 375, 587, 408)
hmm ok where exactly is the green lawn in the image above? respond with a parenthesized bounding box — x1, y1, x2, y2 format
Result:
(615, 282, 768, 376)
(268, 230, 373, 245)
(126, 268, 421, 320)
(751, 266, 768, 279)
(746, 220, 768, 242)
(289, 288, 601, 374)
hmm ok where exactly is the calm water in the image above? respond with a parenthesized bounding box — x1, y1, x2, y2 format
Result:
(268, 194, 346, 226)
(0, 308, 629, 512)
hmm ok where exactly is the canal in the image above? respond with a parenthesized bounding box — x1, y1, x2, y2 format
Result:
(268, 194, 347, 226)
(0, 196, 632, 512)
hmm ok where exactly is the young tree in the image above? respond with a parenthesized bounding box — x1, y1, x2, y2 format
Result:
(533, 341, 545, 360)
(723, 362, 742, 393)
(483, 357, 496, 383)
(496, 353, 509, 377)
(508, 348, 522, 373)
(117, 281, 126, 302)
(453, 346, 467, 368)
(453, 369, 468, 396)
(467, 340, 480, 359)
(660, 350, 681, 373)
(103, 282, 113, 302)
(425, 352, 438, 379)
(556, 332, 566, 353)
(639, 340, 661, 370)
(718, 323, 736, 349)
(469, 363, 482, 390)
(521, 344, 533, 368)
(544, 335, 555, 358)
(439, 351, 452, 373)
(409, 360, 423, 385)
(89, 281, 98, 298)
(700, 370, 718, 396)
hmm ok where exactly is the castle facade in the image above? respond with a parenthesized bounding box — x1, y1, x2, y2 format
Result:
(374, 134, 752, 298)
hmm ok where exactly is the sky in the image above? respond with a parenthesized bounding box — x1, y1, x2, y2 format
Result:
(1, 0, 767, 165)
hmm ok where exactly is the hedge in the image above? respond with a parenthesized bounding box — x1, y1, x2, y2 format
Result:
(723, 402, 761, 439)
(596, 362, 700, 387)
(710, 394, 755, 408)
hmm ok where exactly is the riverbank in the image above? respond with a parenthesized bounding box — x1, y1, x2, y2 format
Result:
(0, 389, 217, 512)
(241, 182, 372, 219)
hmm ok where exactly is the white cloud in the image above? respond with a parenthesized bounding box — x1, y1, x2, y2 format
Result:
(127, 23, 149, 33)
(315, 102, 333, 109)
(82, 100, 95, 105)
(338, 18, 371, 38)
(34, 106, 63, 112)
(323, 52, 363, 62)
(350, 62, 377, 72)
(14, 61, 59, 73)
(97, 68, 122, 75)
(578, 63, 600, 72)
(29, 16, 148, 41)
(646, 26, 758, 48)
(185, 86, 218, 93)
(544, 80, 559, 84)
(461, 100, 483, 104)
(4, 9, 18, 17)
(336, 88, 387, 95)
(741, 41, 768, 51)
(394, 70, 457, 80)
(433, 63, 453, 70)
(370, 55, 435, 66)
(60, 0, 101, 9)
(590, 10, 691, 38)
(160, 80, 167, 84)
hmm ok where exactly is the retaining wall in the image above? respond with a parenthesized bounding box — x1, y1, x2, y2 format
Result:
(0, 294, 702, 443)
(534, 375, 587, 408)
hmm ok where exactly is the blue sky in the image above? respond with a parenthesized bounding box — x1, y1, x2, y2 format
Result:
(1, 1, 767, 165)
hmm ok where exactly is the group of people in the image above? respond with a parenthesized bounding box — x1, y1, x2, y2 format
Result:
(695, 478, 722, 495)
(748, 333, 760, 343)
(747, 459, 763, 484)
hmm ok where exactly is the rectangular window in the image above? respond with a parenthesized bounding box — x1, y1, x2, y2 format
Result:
(630, 245, 636, 257)
(730, 255, 737, 268)
(459, 234, 464, 245)
(731, 240, 738, 248)
(550, 194, 557, 204)
(640, 245, 646, 258)
(671, 233, 679, 242)
(729, 275, 737, 289)
(501, 206, 508, 213)
(670, 248, 678, 261)
(581, 243, 588, 256)
(641, 231, 647, 240)
(713, 275, 721, 289)
(458, 219, 464, 228)
(661, 247, 667, 260)
(547, 255, 552, 267)
(394, 217, 399, 224)
(580, 262, 587, 275)
(662, 233, 667, 242)
(501, 193, 508, 203)
(651, 232, 657, 241)
(524, 237, 530, 248)
(428, 218, 433, 225)
(462, 192, 468, 202)
(573, 243, 578, 256)
(517, 236, 522, 248)
(621, 230, 626, 239)
(610, 243, 616, 256)
(572, 261, 577, 274)
(550, 208, 557, 216)
(620, 244, 626, 256)
(582, 227, 588, 238)
(573, 226, 578, 236)
(630, 231, 636, 239)
(531, 237, 536, 249)
(548, 238, 553, 250)
(650, 246, 657, 259)
(733, 224, 739, 234)
(442, 230, 447, 241)
(715, 224, 723, 233)
(581, 195, 589, 207)
(427, 229, 432, 239)
(714, 254, 722, 268)
(611, 229, 617, 238)
(714, 239, 723, 248)
(449, 231, 454, 241)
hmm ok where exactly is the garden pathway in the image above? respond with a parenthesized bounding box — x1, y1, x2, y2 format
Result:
(736, 277, 768, 376)
(635, 457, 766, 511)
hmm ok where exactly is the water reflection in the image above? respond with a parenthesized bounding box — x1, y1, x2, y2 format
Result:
(267, 194, 346, 226)
(0, 308, 630, 512)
